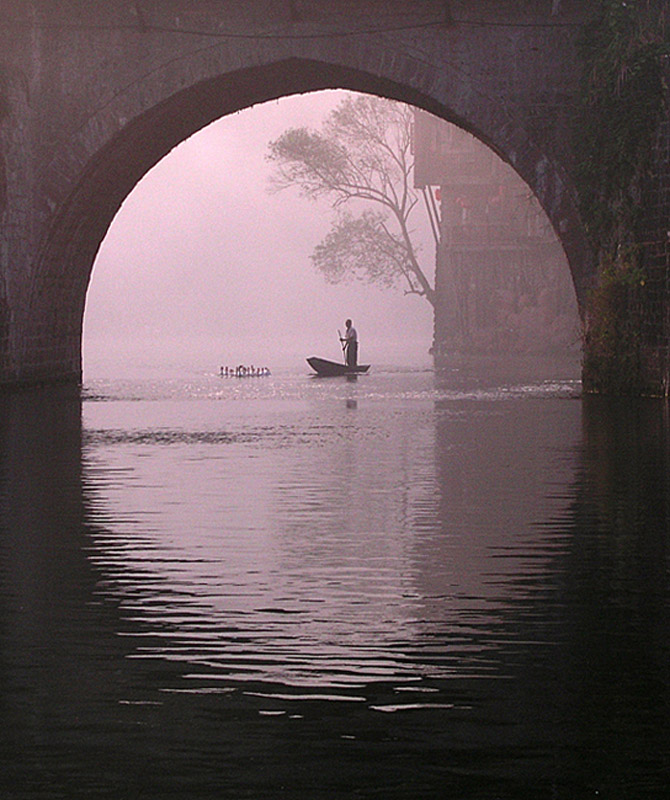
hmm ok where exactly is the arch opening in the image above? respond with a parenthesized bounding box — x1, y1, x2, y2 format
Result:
(30, 58, 587, 382)
(84, 90, 438, 377)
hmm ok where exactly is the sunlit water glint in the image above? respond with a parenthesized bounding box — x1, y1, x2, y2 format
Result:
(1, 361, 668, 799)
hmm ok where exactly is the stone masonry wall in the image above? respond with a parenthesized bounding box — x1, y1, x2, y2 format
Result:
(632, 61, 670, 395)
(0, 0, 618, 386)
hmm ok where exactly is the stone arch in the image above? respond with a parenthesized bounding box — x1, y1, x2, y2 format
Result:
(27, 48, 590, 382)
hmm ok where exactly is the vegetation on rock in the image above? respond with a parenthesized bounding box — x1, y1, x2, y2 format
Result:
(576, 0, 668, 393)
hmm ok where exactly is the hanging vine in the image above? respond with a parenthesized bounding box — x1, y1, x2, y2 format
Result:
(0, 66, 10, 219)
(575, 0, 669, 393)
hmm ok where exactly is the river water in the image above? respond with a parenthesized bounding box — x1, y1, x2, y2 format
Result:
(1, 360, 668, 799)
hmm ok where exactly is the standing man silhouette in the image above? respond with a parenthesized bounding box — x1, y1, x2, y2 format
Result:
(340, 319, 358, 367)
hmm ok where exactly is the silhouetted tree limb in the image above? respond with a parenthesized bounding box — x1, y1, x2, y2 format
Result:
(267, 94, 435, 307)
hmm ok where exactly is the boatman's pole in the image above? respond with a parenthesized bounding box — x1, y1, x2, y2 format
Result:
(338, 330, 346, 363)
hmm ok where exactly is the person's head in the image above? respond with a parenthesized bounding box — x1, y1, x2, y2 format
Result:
(345, 318, 352, 328)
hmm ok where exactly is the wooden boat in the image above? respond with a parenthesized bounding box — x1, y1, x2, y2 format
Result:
(306, 356, 370, 376)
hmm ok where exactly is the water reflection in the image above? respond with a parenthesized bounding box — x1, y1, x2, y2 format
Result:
(552, 397, 670, 793)
(0, 389, 144, 796)
(0, 377, 668, 798)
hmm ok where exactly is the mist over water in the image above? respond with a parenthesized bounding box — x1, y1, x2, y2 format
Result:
(83, 90, 434, 380)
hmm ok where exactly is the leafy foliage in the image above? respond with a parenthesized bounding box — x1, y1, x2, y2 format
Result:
(267, 94, 435, 305)
(267, 128, 350, 202)
(582, 249, 647, 394)
(312, 210, 423, 292)
(0, 75, 9, 123)
(575, 0, 667, 254)
(576, 1, 669, 394)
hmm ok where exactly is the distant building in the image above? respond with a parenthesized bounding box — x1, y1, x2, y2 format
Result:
(413, 110, 579, 358)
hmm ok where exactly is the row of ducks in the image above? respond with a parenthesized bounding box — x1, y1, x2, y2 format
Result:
(220, 365, 271, 377)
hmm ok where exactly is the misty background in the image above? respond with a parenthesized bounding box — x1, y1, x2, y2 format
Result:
(83, 90, 436, 379)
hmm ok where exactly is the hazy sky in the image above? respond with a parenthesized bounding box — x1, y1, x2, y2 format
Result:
(83, 90, 436, 378)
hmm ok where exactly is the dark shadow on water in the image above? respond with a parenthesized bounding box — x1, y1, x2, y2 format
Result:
(0, 384, 668, 798)
(434, 352, 582, 392)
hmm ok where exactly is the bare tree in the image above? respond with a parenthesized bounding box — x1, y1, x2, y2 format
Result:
(266, 94, 435, 307)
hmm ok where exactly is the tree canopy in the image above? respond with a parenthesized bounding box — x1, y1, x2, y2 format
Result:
(266, 94, 435, 306)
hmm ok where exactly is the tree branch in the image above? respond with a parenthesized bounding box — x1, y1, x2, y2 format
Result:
(267, 95, 435, 307)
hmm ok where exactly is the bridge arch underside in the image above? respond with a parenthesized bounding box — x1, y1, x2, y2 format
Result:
(26, 56, 589, 384)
